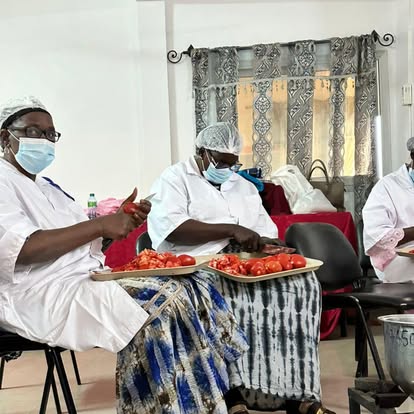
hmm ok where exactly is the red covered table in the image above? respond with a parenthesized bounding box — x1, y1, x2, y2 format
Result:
(104, 211, 357, 340)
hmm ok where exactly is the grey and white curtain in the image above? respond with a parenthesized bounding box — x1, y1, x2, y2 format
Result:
(191, 34, 378, 220)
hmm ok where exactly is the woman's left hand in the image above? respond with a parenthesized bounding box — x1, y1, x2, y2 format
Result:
(119, 188, 152, 227)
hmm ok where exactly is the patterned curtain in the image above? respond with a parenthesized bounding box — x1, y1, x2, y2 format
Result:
(252, 43, 281, 176)
(286, 41, 316, 174)
(330, 35, 377, 220)
(191, 47, 239, 136)
(191, 34, 377, 217)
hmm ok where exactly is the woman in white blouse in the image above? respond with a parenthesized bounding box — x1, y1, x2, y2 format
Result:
(0, 97, 248, 414)
(149, 123, 335, 414)
(363, 137, 414, 283)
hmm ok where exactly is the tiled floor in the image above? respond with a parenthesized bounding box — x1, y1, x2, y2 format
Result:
(0, 325, 410, 414)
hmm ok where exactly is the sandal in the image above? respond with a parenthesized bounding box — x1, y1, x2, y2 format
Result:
(300, 402, 336, 414)
(228, 403, 249, 414)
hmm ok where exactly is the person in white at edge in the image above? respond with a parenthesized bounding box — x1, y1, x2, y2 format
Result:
(363, 137, 414, 283)
(0, 97, 249, 414)
(148, 122, 335, 414)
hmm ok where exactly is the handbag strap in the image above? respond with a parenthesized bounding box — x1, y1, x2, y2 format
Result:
(308, 165, 329, 184)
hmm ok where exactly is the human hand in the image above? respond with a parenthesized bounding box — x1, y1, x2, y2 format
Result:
(231, 225, 261, 252)
(119, 188, 152, 227)
(98, 211, 139, 240)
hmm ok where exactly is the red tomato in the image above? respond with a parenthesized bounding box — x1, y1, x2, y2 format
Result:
(123, 202, 139, 215)
(165, 258, 182, 268)
(177, 254, 196, 266)
(290, 254, 307, 269)
(277, 253, 291, 270)
(265, 260, 283, 273)
(250, 262, 267, 276)
(243, 258, 262, 273)
(238, 263, 248, 275)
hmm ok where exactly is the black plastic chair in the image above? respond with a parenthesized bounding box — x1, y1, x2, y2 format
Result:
(136, 231, 153, 253)
(0, 331, 77, 413)
(356, 220, 375, 278)
(0, 349, 81, 390)
(285, 222, 414, 380)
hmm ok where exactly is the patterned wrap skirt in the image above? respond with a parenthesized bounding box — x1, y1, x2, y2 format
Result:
(116, 271, 248, 414)
(217, 244, 322, 410)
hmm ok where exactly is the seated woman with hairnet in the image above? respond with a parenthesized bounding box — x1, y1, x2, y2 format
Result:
(148, 122, 334, 414)
(0, 97, 249, 414)
(363, 137, 414, 283)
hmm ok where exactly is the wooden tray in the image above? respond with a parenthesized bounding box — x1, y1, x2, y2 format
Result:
(206, 257, 323, 283)
(396, 247, 414, 258)
(91, 256, 209, 281)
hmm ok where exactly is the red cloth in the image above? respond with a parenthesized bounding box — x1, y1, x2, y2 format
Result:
(104, 223, 147, 269)
(104, 212, 357, 340)
(260, 182, 292, 216)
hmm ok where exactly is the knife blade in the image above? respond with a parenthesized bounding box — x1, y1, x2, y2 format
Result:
(144, 193, 156, 202)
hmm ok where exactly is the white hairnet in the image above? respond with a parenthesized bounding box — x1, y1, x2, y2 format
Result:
(195, 122, 243, 155)
(0, 96, 48, 128)
(407, 137, 414, 152)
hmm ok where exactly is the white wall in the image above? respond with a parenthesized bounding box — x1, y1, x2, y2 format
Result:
(0, 0, 171, 205)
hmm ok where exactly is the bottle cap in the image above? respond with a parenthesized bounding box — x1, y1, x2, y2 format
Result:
(89, 193, 95, 197)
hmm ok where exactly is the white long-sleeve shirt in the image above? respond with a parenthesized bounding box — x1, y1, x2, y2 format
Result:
(148, 156, 278, 256)
(362, 164, 414, 282)
(0, 158, 148, 352)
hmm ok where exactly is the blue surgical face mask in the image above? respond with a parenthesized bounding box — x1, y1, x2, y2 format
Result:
(9, 135, 55, 174)
(202, 151, 233, 184)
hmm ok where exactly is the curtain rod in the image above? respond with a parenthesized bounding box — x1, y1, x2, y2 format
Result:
(167, 30, 395, 64)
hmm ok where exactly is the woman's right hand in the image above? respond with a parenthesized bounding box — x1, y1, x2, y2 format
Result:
(97, 212, 139, 240)
(231, 225, 262, 252)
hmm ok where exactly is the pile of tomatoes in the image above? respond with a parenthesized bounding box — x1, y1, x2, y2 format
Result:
(111, 249, 196, 272)
(209, 253, 307, 277)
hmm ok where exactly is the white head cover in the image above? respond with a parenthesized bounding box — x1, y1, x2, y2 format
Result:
(407, 137, 414, 152)
(0, 96, 48, 128)
(195, 122, 243, 155)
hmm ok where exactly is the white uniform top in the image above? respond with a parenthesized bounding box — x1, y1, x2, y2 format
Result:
(0, 158, 148, 352)
(362, 164, 414, 283)
(148, 156, 278, 256)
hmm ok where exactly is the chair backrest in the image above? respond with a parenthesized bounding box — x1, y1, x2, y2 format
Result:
(136, 231, 153, 253)
(356, 220, 373, 275)
(285, 222, 362, 290)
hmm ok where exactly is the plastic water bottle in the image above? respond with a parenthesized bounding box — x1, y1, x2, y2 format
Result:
(87, 193, 97, 219)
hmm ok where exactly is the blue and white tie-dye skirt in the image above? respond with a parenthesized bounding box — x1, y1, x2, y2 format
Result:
(116, 270, 249, 414)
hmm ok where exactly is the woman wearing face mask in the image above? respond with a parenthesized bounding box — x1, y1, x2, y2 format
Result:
(148, 122, 335, 414)
(0, 98, 250, 414)
(363, 137, 414, 283)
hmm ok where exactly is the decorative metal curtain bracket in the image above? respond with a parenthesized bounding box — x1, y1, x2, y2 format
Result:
(167, 31, 395, 64)
(167, 44, 194, 63)
(371, 30, 395, 47)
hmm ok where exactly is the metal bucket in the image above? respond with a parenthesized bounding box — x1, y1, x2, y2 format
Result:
(378, 314, 414, 397)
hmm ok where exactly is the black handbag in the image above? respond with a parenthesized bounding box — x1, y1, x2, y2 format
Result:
(307, 159, 345, 212)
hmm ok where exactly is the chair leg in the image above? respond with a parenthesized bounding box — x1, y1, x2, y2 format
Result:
(339, 310, 348, 337)
(70, 351, 82, 385)
(51, 349, 77, 414)
(352, 300, 386, 380)
(355, 311, 368, 377)
(355, 336, 368, 378)
(0, 357, 5, 389)
(51, 372, 63, 414)
(40, 349, 62, 414)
